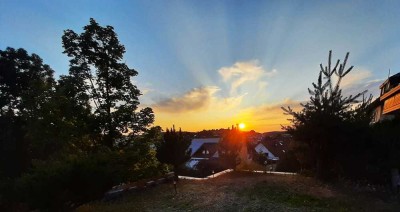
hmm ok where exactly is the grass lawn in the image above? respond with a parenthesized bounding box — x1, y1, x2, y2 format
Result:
(77, 172, 400, 211)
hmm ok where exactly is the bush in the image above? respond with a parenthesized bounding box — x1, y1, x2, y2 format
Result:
(276, 151, 300, 172)
(14, 153, 116, 209)
(253, 152, 269, 165)
(8, 142, 165, 210)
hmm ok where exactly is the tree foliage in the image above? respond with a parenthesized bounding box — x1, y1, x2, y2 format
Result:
(0, 48, 55, 117)
(218, 126, 244, 169)
(62, 18, 154, 148)
(0, 47, 56, 177)
(0, 19, 163, 210)
(282, 51, 373, 180)
(156, 127, 191, 177)
(13, 143, 163, 210)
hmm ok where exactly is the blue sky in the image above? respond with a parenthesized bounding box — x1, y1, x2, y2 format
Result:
(1, 0, 400, 131)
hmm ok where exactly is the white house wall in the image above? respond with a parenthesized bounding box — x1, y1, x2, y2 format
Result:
(254, 143, 279, 160)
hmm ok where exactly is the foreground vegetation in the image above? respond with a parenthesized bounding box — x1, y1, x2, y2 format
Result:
(281, 52, 400, 184)
(78, 172, 400, 211)
(0, 18, 166, 210)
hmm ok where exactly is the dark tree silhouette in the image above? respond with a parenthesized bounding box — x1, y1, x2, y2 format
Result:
(62, 18, 154, 148)
(0, 21, 164, 210)
(0, 47, 55, 176)
(218, 126, 244, 169)
(0, 47, 55, 118)
(282, 51, 372, 180)
(156, 127, 191, 178)
(52, 75, 95, 152)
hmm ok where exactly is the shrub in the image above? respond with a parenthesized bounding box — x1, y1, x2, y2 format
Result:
(14, 153, 112, 210)
(11, 142, 165, 210)
(276, 151, 301, 172)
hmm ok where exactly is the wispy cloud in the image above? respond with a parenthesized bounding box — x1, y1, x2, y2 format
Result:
(340, 69, 372, 88)
(153, 86, 219, 113)
(337, 68, 383, 98)
(152, 86, 244, 113)
(218, 60, 277, 94)
(242, 99, 302, 120)
(343, 79, 383, 99)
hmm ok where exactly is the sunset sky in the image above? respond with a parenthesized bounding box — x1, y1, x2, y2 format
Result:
(1, 0, 400, 132)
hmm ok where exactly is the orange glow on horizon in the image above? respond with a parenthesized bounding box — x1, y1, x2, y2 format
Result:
(153, 104, 292, 133)
(154, 114, 289, 133)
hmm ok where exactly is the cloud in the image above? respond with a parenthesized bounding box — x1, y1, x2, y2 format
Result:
(334, 68, 384, 98)
(243, 99, 303, 120)
(151, 86, 305, 132)
(340, 69, 372, 88)
(212, 93, 247, 111)
(343, 79, 383, 99)
(324, 68, 383, 99)
(152, 86, 244, 113)
(153, 86, 219, 113)
(218, 60, 277, 94)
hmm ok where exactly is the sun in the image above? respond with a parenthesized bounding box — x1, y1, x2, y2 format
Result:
(239, 123, 245, 129)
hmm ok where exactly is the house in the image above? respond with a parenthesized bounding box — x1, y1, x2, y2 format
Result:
(250, 131, 292, 162)
(191, 142, 219, 160)
(372, 72, 400, 123)
(185, 135, 252, 169)
(185, 138, 220, 168)
(254, 143, 279, 161)
(188, 138, 220, 158)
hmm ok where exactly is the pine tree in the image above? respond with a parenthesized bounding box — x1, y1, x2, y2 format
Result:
(156, 127, 191, 178)
(282, 51, 372, 180)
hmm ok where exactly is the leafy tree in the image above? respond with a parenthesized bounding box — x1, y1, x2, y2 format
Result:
(133, 126, 163, 144)
(62, 18, 154, 148)
(0, 47, 55, 177)
(0, 48, 55, 118)
(218, 126, 244, 169)
(0, 21, 163, 210)
(50, 75, 95, 153)
(0, 48, 94, 165)
(282, 51, 372, 180)
(156, 127, 191, 178)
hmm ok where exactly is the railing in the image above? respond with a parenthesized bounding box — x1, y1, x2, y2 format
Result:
(178, 169, 234, 180)
(240, 169, 297, 175)
(178, 169, 297, 180)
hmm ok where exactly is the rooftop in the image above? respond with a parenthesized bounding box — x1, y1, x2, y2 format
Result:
(189, 138, 220, 156)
